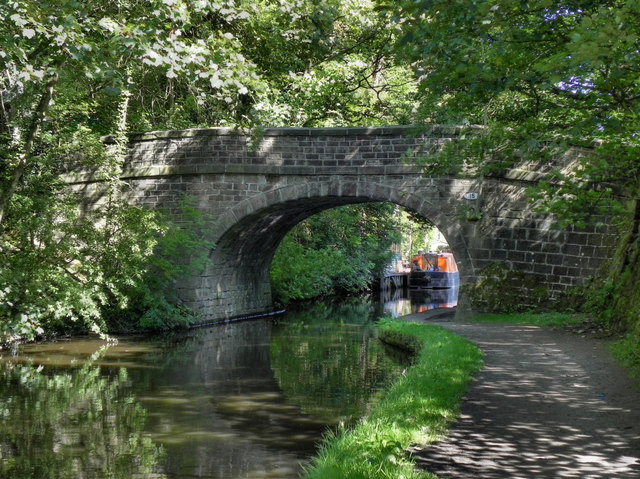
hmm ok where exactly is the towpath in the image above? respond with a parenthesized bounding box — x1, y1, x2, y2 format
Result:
(404, 310, 640, 479)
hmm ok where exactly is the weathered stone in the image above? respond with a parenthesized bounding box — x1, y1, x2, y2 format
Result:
(65, 126, 619, 322)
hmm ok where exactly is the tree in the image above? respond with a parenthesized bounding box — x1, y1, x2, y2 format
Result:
(379, 0, 639, 224)
(114, 0, 419, 131)
(238, 0, 419, 127)
(0, 0, 259, 224)
(0, 1, 252, 342)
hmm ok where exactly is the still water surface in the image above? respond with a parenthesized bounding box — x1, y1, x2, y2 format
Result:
(0, 290, 454, 478)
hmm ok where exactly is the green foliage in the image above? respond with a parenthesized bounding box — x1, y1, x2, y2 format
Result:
(578, 277, 620, 327)
(270, 203, 403, 303)
(458, 202, 483, 222)
(303, 319, 482, 479)
(380, 0, 640, 224)
(1, 1, 249, 342)
(395, 209, 437, 258)
(0, 0, 259, 128)
(242, 0, 419, 127)
(610, 334, 640, 382)
(0, 349, 165, 477)
(378, 328, 422, 356)
(269, 239, 343, 303)
(102, 196, 215, 332)
(0, 185, 213, 343)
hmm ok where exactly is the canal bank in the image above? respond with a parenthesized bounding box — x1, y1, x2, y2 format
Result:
(405, 310, 640, 478)
(302, 315, 482, 479)
(0, 295, 413, 479)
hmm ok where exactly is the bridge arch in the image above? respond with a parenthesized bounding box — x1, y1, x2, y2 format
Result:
(194, 179, 474, 320)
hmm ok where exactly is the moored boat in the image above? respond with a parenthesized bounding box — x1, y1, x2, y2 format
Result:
(410, 251, 460, 289)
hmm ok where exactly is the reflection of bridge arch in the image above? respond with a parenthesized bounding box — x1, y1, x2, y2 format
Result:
(65, 127, 617, 322)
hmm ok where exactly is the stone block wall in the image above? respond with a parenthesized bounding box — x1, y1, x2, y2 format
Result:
(63, 127, 620, 321)
(462, 177, 619, 305)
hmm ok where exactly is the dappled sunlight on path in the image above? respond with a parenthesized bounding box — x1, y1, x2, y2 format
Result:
(410, 320, 640, 478)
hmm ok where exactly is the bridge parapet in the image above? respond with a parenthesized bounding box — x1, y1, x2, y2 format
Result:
(120, 126, 454, 178)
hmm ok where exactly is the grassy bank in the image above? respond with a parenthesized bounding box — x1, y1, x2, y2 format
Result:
(610, 334, 640, 381)
(466, 311, 586, 327)
(302, 318, 483, 479)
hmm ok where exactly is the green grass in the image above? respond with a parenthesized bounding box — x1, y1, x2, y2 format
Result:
(610, 334, 640, 382)
(467, 311, 585, 328)
(302, 318, 483, 479)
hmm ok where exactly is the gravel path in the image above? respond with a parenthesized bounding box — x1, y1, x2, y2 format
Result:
(404, 310, 640, 479)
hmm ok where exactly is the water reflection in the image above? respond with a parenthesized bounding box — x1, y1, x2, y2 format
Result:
(380, 286, 459, 317)
(136, 320, 321, 478)
(0, 347, 166, 479)
(270, 299, 407, 423)
(0, 296, 413, 479)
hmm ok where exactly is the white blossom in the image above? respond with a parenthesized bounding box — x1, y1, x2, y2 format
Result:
(142, 50, 163, 66)
(10, 14, 27, 27)
(54, 33, 67, 46)
(210, 75, 224, 88)
(97, 17, 119, 33)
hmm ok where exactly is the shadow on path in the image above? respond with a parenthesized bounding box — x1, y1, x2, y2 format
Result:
(405, 310, 640, 478)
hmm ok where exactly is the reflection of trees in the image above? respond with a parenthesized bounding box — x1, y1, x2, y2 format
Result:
(0, 347, 165, 478)
(269, 299, 405, 423)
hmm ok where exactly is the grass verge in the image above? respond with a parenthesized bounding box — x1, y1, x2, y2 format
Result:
(610, 334, 640, 381)
(302, 318, 483, 479)
(466, 311, 585, 328)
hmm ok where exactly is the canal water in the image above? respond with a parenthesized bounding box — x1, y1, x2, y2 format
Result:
(0, 289, 455, 479)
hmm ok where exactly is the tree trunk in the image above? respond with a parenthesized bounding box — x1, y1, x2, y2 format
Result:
(0, 72, 58, 227)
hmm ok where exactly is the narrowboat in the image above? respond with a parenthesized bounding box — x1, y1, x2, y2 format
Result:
(409, 251, 460, 289)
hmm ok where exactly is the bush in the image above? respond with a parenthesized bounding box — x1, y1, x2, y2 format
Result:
(610, 334, 640, 381)
(270, 204, 400, 304)
(0, 189, 213, 345)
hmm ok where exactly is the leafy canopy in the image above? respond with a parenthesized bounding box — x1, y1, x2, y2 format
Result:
(380, 0, 640, 225)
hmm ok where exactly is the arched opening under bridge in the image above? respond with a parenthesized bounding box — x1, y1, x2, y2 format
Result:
(178, 181, 473, 321)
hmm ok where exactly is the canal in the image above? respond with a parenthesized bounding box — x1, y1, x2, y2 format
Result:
(0, 289, 455, 478)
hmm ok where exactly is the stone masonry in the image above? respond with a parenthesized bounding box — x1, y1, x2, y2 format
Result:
(64, 126, 619, 322)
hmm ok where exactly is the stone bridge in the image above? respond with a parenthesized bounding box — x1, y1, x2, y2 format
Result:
(67, 126, 617, 322)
